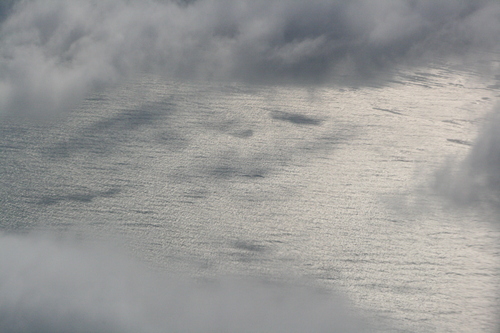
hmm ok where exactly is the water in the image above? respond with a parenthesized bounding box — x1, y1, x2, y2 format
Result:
(1, 62, 500, 332)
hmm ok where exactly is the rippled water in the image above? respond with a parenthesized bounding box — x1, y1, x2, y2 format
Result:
(1, 62, 500, 332)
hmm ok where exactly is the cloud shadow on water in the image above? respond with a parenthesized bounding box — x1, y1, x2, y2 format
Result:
(271, 111, 323, 125)
(44, 102, 174, 159)
(36, 188, 121, 206)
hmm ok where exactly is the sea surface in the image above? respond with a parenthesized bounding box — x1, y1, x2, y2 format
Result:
(1, 61, 500, 332)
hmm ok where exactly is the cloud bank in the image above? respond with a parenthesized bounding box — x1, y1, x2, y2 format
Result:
(0, 232, 367, 333)
(0, 0, 499, 114)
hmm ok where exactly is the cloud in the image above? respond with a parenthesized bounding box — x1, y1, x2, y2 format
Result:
(0, 0, 499, 115)
(434, 105, 500, 214)
(0, 232, 368, 333)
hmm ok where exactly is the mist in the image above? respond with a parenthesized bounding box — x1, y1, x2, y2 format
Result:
(435, 105, 500, 215)
(0, 0, 499, 115)
(0, 232, 367, 333)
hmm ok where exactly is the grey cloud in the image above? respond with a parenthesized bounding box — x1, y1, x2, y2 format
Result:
(0, 0, 499, 115)
(434, 106, 500, 214)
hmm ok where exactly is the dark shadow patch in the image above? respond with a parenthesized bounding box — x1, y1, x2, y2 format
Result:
(122, 222, 162, 228)
(44, 101, 174, 158)
(234, 240, 267, 253)
(37, 194, 94, 205)
(211, 165, 238, 178)
(37, 197, 64, 206)
(91, 108, 158, 132)
(487, 84, 500, 90)
(210, 162, 268, 180)
(447, 139, 472, 146)
(182, 188, 209, 200)
(64, 194, 95, 203)
(100, 188, 121, 197)
(442, 120, 460, 125)
(134, 210, 155, 215)
(399, 73, 429, 84)
(373, 107, 403, 116)
(36, 188, 121, 206)
(243, 173, 265, 178)
(271, 111, 322, 125)
(0, 144, 21, 151)
(183, 194, 206, 200)
(230, 129, 254, 138)
(157, 130, 189, 151)
(0, 0, 15, 23)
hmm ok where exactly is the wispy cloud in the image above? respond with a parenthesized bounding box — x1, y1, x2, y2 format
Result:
(435, 105, 500, 215)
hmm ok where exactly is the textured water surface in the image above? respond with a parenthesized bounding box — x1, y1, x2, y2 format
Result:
(1, 63, 500, 332)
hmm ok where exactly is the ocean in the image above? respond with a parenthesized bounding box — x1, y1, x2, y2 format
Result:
(1, 60, 500, 332)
